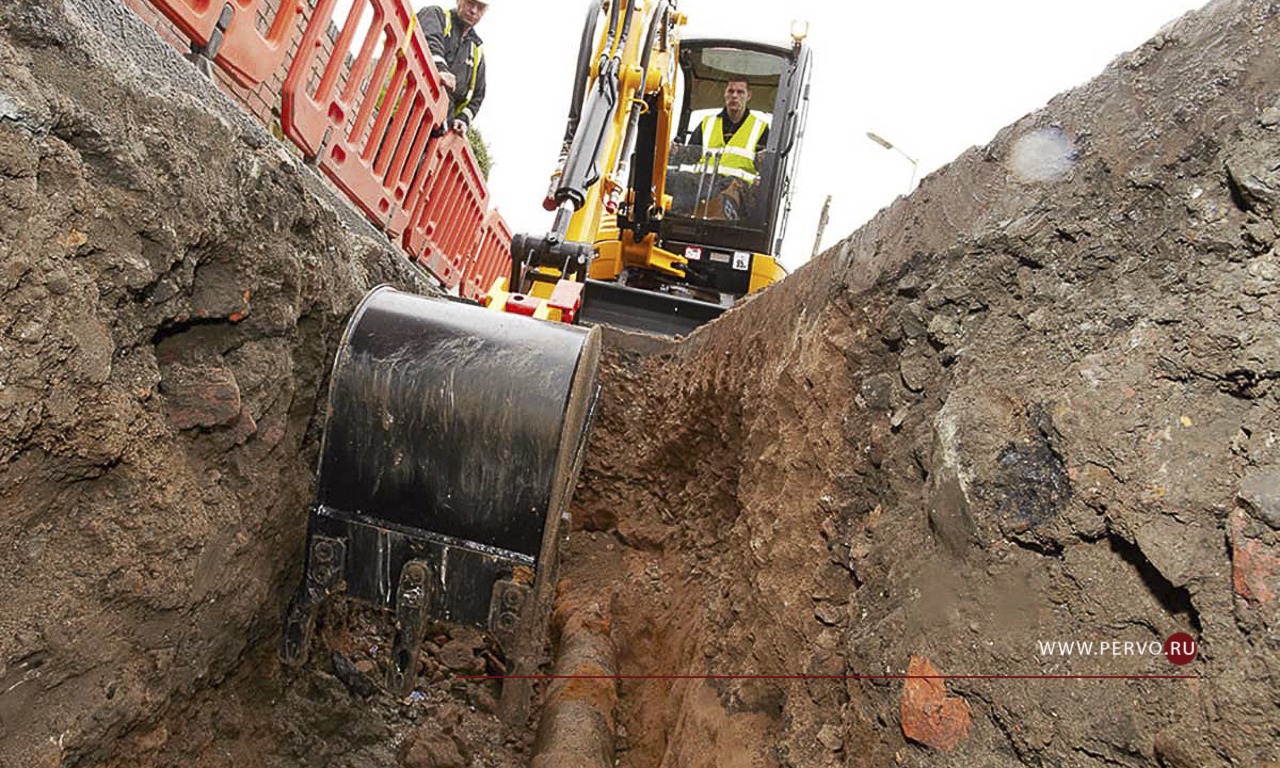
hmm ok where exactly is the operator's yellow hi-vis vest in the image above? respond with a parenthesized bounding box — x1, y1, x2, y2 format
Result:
(687, 110, 769, 182)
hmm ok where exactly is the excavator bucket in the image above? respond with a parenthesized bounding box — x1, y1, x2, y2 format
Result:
(579, 278, 728, 337)
(281, 286, 601, 706)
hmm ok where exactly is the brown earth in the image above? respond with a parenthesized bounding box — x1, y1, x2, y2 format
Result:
(562, 1, 1279, 765)
(2, 0, 1279, 767)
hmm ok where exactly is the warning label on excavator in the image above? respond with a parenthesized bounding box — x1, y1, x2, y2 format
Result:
(733, 252, 751, 270)
(685, 246, 702, 260)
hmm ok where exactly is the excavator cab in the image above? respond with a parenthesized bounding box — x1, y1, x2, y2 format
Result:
(664, 40, 808, 254)
(579, 35, 813, 335)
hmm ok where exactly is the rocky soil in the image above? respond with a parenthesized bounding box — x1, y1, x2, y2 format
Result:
(1, 0, 1278, 767)
(0, 0, 443, 764)
(566, 2, 1280, 765)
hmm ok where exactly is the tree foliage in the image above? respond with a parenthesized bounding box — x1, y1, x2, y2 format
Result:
(467, 125, 493, 180)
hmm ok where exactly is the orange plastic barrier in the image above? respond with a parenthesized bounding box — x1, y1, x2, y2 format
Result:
(402, 132, 489, 290)
(144, 0, 516, 305)
(460, 210, 513, 301)
(281, 0, 449, 228)
(147, 0, 302, 87)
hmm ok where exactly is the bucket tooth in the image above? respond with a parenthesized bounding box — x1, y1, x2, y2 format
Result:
(279, 592, 312, 667)
(280, 535, 346, 666)
(386, 559, 434, 696)
(488, 578, 532, 654)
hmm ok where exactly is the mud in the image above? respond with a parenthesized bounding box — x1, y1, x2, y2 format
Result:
(2, 0, 1279, 767)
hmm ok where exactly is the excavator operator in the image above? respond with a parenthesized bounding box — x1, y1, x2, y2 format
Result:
(677, 77, 771, 220)
(418, 0, 490, 133)
(690, 78, 771, 183)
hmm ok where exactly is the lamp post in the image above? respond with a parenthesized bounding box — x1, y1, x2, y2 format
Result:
(866, 131, 918, 193)
(811, 194, 831, 259)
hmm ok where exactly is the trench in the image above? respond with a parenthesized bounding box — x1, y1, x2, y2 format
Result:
(2, 0, 1280, 767)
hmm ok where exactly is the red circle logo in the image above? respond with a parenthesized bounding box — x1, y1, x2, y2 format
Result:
(1164, 632, 1198, 665)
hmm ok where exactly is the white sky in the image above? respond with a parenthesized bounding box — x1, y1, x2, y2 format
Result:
(336, 1, 1207, 271)
(479, 1, 1204, 271)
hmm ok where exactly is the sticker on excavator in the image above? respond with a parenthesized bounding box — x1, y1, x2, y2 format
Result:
(280, 0, 449, 229)
(146, 0, 304, 87)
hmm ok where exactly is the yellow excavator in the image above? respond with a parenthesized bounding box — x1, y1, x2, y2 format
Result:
(487, 0, 812, 335)
(282, 0, 812, 718)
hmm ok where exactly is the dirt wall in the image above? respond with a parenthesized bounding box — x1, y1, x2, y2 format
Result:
(568, 1, 1279, 766)
(0, 0, 427, 764)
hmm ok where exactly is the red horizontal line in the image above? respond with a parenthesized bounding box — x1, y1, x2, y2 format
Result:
(458, 675, 1197, 680)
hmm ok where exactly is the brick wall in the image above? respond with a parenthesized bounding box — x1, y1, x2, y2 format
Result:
(118, 0, 344, 138)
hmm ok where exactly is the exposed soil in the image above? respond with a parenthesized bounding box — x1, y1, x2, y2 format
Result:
(2, 0, 1279, 767)
(564, 3, 1280, 764)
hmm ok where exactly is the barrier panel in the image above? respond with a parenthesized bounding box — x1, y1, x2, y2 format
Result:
(280, 0, 449, 228)
(147, 0, 303, 87)
(402, 132, 489, 291)
(460, 210, 513, 301)
(141, 0, 513, 303)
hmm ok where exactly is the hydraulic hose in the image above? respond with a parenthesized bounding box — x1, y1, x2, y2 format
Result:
(608, 2, 667, 214)
(553, 0, 638, 216)
(604, 0, 621, 49)
(615, 0, 635, 56)
(561, 0, 605, 147)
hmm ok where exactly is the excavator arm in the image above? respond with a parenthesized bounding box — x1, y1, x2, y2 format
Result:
(492, 0, 689, 319)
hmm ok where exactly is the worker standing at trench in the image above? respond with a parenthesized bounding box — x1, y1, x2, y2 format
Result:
(418, 0, 489, 134)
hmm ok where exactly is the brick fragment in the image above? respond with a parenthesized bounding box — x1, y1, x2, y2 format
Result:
(161, 365, 242, 430)
(1232, 512, 1279, 605)
(901, 655, 971, 751)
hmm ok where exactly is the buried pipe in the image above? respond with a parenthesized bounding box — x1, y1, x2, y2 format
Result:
(531, 593, 617, 768)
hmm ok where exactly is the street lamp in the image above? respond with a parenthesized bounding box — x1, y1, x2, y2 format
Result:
(866, 131, 918, 193)
(811, 194, 831, 259)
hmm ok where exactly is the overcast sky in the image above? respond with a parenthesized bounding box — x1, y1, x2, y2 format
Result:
(334, 1, 1208, 270)
(477, 1, 1208, 271)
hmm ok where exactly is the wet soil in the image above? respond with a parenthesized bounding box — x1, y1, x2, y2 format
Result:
(1, 0, 1279, 766)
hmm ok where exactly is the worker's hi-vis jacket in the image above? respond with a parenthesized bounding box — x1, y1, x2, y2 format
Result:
(419, 6, 486, 126)
(687, 110, 770, 182)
